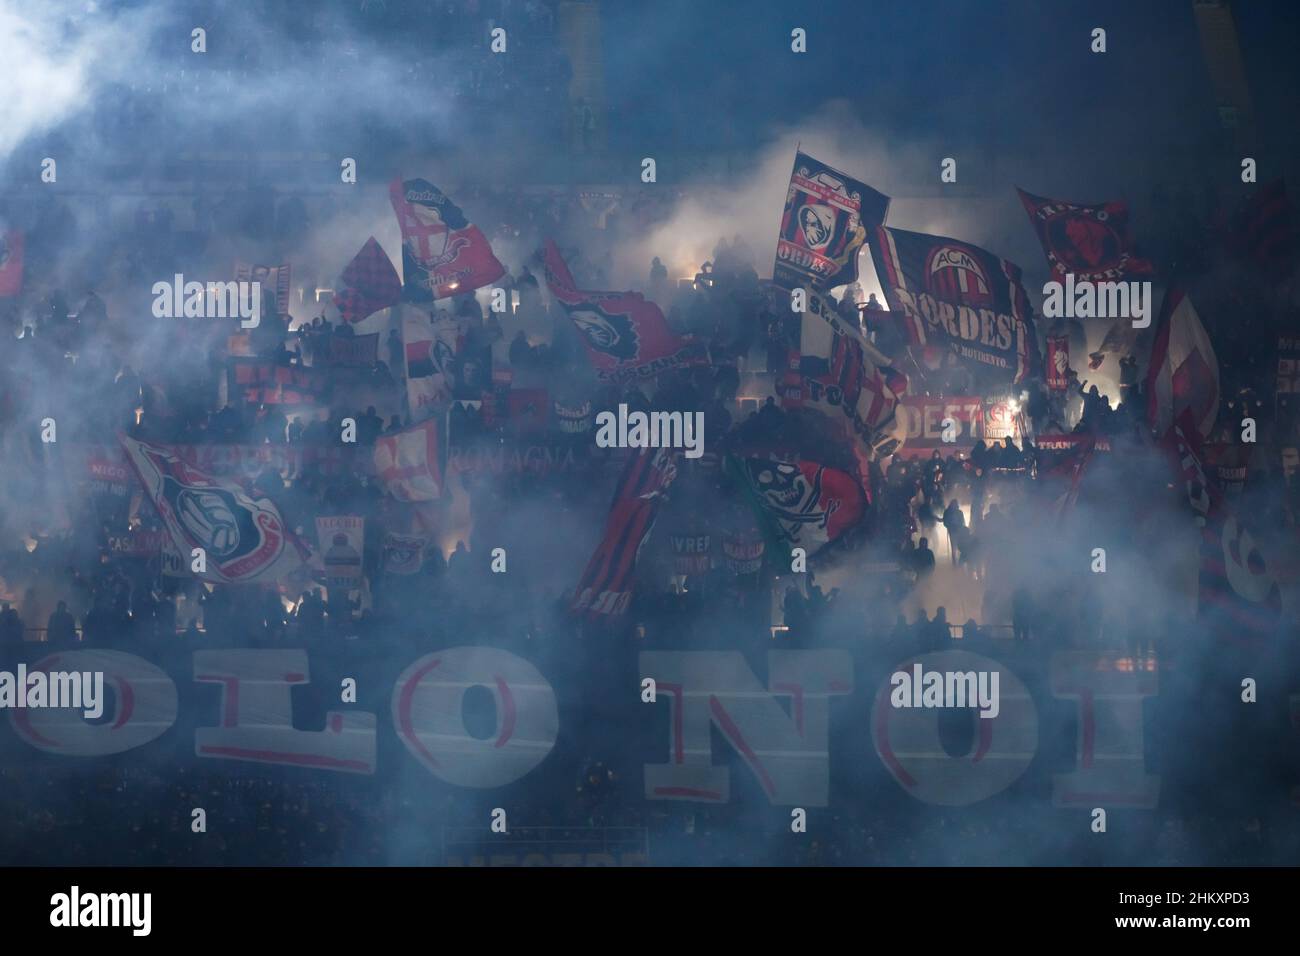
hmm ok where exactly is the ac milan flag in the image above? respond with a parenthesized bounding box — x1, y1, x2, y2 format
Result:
(373, 419, 442, 502)
(730, 456, 865, 555)
(1046, 333, 1070, 391)
(572, 448, 678, 618)
(118, 434, 310, 585)
(1226, 179, 1296, 278)
(542, 240, 707, 385)
(1016, 188, 1154, 284)
(390, 177, 505, 301)
(774, 152, 889, 292)
(866, 225, 1040, 385)
(333, 237, 401, 323)
(0, 232, 24, 297)
(1145, 288, 1219, 441)
(1161, 410, 1281, 646)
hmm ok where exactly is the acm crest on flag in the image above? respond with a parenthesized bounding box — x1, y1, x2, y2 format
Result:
(866, 225, 1039, 386)
(118, 435, 309, 585)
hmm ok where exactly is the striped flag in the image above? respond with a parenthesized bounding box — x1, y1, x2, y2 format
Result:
(571, 448, 678, 618)
(1145, 288, 1219, 441)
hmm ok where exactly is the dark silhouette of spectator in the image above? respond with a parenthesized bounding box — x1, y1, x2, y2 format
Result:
(47, 600, 77, 647)
(942, 500, 966, 565)
(1012, 587, 1033, 642)
(912, 537, 936, 580)
(0, 603, 24, 643)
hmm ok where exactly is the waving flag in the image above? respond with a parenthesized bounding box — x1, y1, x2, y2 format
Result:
(1017, 188, 1154, 284)
(572, 448, 678, 618)
(1224, 179, 1295, 278)
(390, 177, 505, 301)
(867, 225, 1039, 386)
(401, 308, 460, 421)
(543, 240, 707, 384)
(729, 456, 865, 556)
(0, 231, 24, 297)
(774, 152, 889, 292)
(334, 237, 401, 323)
(118, 435, 309, 585)
(373, 419, 442, 502)
(1145, 288, 1219, 441)
(1161, 410, 1281, 646)
(789, 287, 907, 457)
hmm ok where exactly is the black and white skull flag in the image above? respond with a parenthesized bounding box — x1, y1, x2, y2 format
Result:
(119, 434, 310, 585)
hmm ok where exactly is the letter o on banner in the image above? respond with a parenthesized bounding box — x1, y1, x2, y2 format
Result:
(10, 650, 178, 756)
(872, 650, 1037, 806)
(391, 647, 558, 787)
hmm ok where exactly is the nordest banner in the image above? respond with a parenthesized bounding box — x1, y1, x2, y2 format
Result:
(0, 638, 1277, 817)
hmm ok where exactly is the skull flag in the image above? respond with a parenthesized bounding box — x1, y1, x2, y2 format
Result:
(773, 152, 890, 292)
(542, 240, 707, 384)
(866, 225, 1040, 386)
(731, 456, 865, 555)
(118, 434, 310, 585)
(390, 177, 505, 301)
(1016, 188, 1154, 284)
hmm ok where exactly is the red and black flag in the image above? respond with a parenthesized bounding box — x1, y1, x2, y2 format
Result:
(543, 240, 707, 384)
(390, 177, 505, 301)
(0, 231, 24, 297)
(1016, 188, 1154, 284)
(1225, 178, 1296, 278)
(1160, 410, 1281, 647)
(333, 237, 401, 323)
(727, 455, 865, 557)
(774, 152, 890, 292)
(866, 225, 1039, 386)
(572, 448, 678, 618)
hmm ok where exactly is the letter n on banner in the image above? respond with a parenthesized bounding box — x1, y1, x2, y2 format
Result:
(639, 651, 852, 807)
